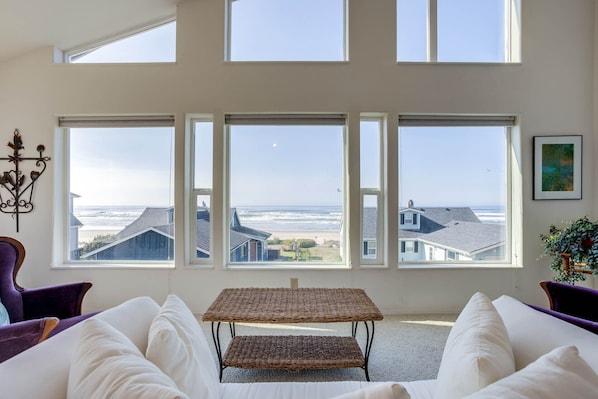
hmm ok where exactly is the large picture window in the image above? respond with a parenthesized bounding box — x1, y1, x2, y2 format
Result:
(226, 0, 346, 61)
(60, 116, 175, 263)
(398, 115, 515, 264)
(224, 114, 346, 265)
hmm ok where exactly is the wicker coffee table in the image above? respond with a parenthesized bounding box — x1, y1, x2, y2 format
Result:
(202, 287, 383, 381)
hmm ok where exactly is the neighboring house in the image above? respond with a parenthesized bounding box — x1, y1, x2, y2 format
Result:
(69, 193, 83, 259)
(363, 201, 505, 262)
(81, 207, 270, 262)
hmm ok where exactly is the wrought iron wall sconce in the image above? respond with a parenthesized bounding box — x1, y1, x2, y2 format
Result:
(0, 129, 51, 232)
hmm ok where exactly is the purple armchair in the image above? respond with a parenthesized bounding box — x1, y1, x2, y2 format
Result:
(528, 280, 598, 334)
(0, 236, 96, 362)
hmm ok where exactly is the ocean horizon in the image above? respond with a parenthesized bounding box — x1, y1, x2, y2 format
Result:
(74, 204, 505, 232)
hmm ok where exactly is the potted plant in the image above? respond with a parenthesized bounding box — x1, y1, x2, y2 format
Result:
(540, 216, 598, 284)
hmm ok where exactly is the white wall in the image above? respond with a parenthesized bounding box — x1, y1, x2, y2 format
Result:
(0, 0, 596, 315)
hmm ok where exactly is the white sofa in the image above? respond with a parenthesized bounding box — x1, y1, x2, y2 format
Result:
(1, 293, 597, 399)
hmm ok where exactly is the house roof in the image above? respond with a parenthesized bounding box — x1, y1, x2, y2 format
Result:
(364, 206, 502, 255)
(105, 206, 270, 255)
(420, 220, 504, 254)
(0, 1, 178, 62)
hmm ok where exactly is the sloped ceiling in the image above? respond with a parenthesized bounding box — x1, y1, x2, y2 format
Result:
(0, 0, 179, 62)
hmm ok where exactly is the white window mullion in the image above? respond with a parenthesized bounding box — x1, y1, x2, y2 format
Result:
(428, 0, 438, 62)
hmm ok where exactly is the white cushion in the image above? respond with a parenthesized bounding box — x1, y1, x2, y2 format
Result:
(493, 294, 598, 372)
(463, 346, 598, 398)
(67, 318, 189, 399)
(0, 296, 160, 399)
(434, 292, 515, 399)
(146, 294, 220, 399)
(330, 382, 411, 399)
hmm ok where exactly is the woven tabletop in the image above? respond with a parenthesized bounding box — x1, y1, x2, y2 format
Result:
(202, 287, 383, 323)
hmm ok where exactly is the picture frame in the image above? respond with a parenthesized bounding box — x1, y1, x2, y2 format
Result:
(533, 135, 582, 200)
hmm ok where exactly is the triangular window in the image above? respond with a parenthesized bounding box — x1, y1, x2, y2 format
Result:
(68, 21, 176, 63)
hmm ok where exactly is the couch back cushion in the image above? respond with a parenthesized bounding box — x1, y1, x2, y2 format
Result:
(434, 292, 515, 399)
(462, 345, 598, 399)
(0, 296, 160, 399)
(146, 294, 220, 399)
(493, 295, 598, 372)
(68, 318, 189, 399)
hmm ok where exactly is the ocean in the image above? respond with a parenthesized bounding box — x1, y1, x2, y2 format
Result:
(74, 205, 505, 232)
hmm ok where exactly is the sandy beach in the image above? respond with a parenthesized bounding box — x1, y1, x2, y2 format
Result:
(77, 229, 340, 245)
(266, 230, 341, 245)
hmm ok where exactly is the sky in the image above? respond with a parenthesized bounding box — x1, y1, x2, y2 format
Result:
(70, 0, 508, 209)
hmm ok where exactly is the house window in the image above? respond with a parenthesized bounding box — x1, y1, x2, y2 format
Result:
(66, 20, 176, 63)
(225, 114, 346, 266)
(396, 0, 521, 62)
(226, 0, 347, 61)
(398, 115, 516, 265)
(361, 116, 384, 265)
(363, 240, 377, 257)
(59, 116, 175, 263)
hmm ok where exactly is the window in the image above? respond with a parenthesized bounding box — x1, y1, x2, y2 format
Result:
(67, 21, 176, 63)
(226, 0, 347, 61)
(189, 118, 214, 263)
(360, 117, 384, 264)
(398, 115, 515, 265)
(60, 116, 175, 263)
(397, 0, 521, 62)
(225, 114, 346, 266)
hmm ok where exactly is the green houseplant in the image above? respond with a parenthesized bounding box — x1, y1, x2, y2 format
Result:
(540, 216, 598, 284)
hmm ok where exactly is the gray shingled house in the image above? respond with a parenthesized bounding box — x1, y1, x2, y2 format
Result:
(81, 207, 270, 262)
(363, 203, 505, 262)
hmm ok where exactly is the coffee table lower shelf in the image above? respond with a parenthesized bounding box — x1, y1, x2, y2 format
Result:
(223, 335, 365, 372)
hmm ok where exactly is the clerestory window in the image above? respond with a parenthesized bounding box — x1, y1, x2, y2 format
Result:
(397, 0, 521, 63)
(66, 20, 176, 63)
(225, 0, 347, 61)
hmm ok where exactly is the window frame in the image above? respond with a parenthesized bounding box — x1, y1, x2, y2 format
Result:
(397, 0, 521, 63)
(397, 114, 518, 267)
(360, 115, 386, 266)
(187, 115, 215, 266)
(223, 113, 349, 269)
(224, 0, 349, 62)
(64, 18, 177, 64)
(56, 115, 176, 267)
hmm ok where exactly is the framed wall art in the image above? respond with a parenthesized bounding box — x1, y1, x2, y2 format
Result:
(533, 135, 582, 200)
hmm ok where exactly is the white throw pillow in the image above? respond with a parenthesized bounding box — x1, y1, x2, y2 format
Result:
(330, 383, 411, 399)
(463, 346, 598, 398)
(434, 292, 515, 399)
(67, 318, 189, 399)
(146, 294, 220, 399)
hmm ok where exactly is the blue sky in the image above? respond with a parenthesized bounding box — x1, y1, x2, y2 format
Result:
(71, 0, 507, 208)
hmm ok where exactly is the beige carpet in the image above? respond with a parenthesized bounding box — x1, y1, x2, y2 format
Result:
(199, 314, 456, 383)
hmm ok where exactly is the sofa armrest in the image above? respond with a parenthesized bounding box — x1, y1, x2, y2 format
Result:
(21, 282, 92, 320)
(0, 317, 59, 363)
(527, 304, 598, 334)
(540, 280, 598, 322)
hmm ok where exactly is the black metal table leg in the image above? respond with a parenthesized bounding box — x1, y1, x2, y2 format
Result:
(353, 320, 376, 381)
